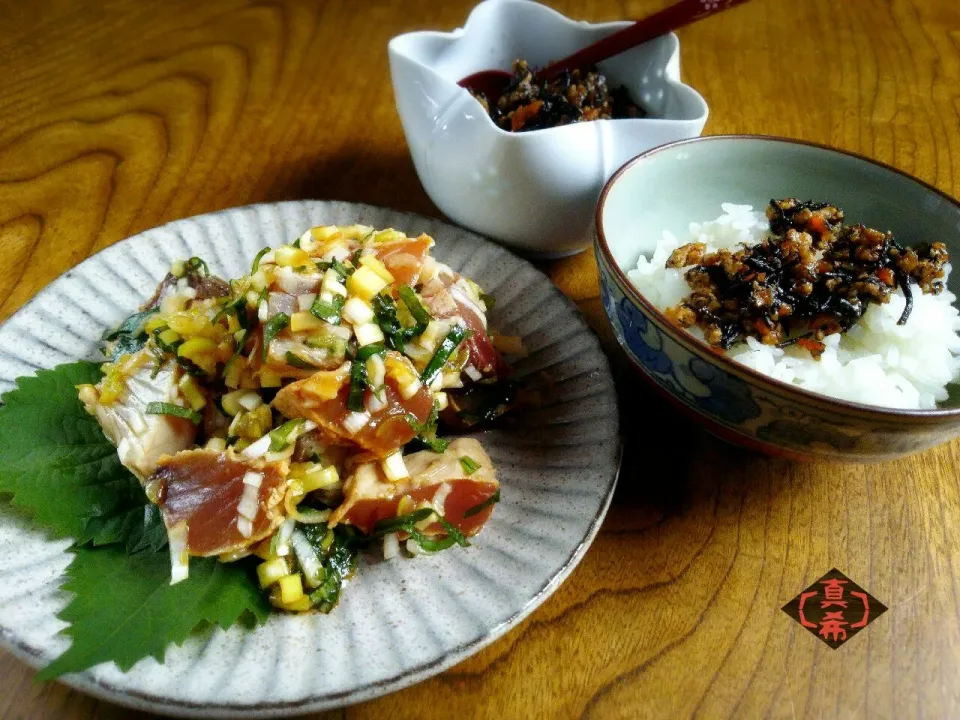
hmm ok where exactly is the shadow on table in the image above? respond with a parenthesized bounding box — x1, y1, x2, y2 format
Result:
(599, 336, 795, 534)
(272, 146, 442, 222)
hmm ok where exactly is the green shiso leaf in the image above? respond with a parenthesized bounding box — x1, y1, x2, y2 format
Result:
(0, 361, 161, 550)
(36, 547, 270, 680)
(0, 361, 271, 679)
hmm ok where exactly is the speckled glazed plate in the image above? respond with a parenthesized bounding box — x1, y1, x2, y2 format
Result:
(0, 201, 620, 717)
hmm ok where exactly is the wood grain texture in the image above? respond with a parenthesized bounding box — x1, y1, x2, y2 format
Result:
(1, 0, 959, 718)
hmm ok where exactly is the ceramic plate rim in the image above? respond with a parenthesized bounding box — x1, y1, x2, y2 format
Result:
(0, 200, 621, 717)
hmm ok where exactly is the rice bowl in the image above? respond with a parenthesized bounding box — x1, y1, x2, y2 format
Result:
(627, 202, 960, 410)
(595, 135, 960, 461)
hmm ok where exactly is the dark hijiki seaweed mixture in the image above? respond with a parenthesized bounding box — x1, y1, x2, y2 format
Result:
(664, 198, 950, 358)
(470, 60, 645, 132)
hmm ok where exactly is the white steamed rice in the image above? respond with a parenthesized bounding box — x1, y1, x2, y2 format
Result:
(628, 203, 960, 409)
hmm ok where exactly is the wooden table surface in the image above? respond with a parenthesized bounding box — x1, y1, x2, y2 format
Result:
(2, 0, 960, 718)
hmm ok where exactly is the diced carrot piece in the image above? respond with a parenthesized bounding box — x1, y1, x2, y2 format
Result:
(510, 100, 543, 132)
(807, 215, 829, 236)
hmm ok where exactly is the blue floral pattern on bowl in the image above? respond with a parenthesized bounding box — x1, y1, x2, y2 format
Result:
(613, 289, 672, 375)
(595, 251, 959, 461)
(591, 134, 960, 461)
(602, 273, 761, 425)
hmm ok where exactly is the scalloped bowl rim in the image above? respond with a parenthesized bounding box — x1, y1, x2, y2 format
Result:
(387, 0, 708, 139)
(595, 134, 960, 422)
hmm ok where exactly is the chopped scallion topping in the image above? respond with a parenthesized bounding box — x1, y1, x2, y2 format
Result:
(330, 259, 354, 280)
(372, 508, 433, 534)
(251, 247, 270, 273)
(145, 402, 201, 424)
(300, 523, 357, 613)
(187, 257, 210, 277)
(398, 285, 431, 326)
(459, 456, 480, 475)
(347, 359, 367, 412)
(372, 291, 429, 350)
(269, 419, 302, 452)
(421, 324, 469, 385)
(261, 313, 290, 361)
(225, 328, 250, 370)
(356, 343, 386, 361)
(212, 295, 248, 326)
(419, 436, 450, 453)
(463, 490, 500, 518)
(305, 334, 347, 356)
(149, 346, 165, 378)
(371, 508, 469, 552)
(372, 294, 408, 351)
(310, 295, 344, 325)
(433, 518, 468, 549)
(153, 327, 182, 354)
(404, 404, 449, 453)
(285, 351, 318, 369)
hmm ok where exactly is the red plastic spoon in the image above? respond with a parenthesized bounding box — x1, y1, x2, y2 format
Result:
(459, 0, 753, 100)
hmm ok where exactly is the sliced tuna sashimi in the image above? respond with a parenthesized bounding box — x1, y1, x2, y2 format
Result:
(272, 353, 433, 457)
(150, 449, 288, 557)
(143, 269, 229, 311)
(421, 270, 508, 380)
(330, 437, 498, 537)
(309, 231, 432, 288)
(374, 234, 433, 287)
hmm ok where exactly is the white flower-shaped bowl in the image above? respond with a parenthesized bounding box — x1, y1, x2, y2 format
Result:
(388, 0, 709, 257)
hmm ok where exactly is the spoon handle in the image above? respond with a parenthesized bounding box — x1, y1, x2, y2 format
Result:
(539, 0, 753, 82)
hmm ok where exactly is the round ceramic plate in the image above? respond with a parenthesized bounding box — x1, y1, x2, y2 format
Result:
(0, 201, 620, 717)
